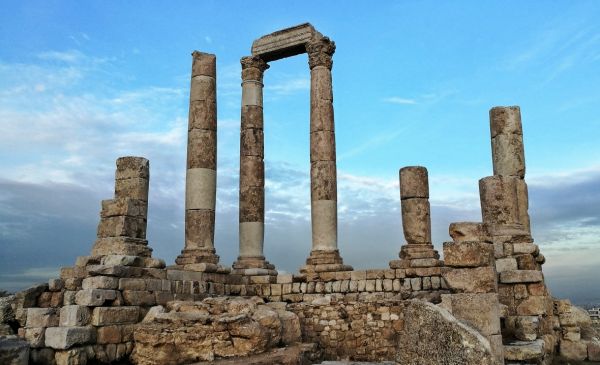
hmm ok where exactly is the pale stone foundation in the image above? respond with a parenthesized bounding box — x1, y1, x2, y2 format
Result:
(1, 23, 598, 365)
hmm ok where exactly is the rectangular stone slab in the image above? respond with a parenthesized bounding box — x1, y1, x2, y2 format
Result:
(251, 23, 318, 62)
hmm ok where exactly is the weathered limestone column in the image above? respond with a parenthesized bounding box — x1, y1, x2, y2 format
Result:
(390, 166, 441, 269)
(482, 107, 550, 363)
(175, 51, 223, 272)
(92, 157, 152, 257)
(302, 36, 352, 273)
(489, 106, 530, 233)
(232, 55, 276, 275)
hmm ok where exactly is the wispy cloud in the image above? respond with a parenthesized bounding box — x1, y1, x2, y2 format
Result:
(265, 77, 309, 96)
(338, 127, 408, 161)
(503, 22, 600, 83)
(382, 96, 417, 105)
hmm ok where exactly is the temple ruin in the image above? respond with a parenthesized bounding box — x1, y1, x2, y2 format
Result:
(1, 23, 599, 365)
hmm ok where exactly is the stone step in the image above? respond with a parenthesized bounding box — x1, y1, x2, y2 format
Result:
(499, 270, 543, 284)
(504, 339, 544, 361)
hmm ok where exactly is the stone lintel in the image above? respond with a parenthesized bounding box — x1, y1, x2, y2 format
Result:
(251, 23, 321, 62)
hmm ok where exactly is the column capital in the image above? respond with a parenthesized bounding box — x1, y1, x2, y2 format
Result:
(241, 56, 269, 82)
(307, 37, 335, 70)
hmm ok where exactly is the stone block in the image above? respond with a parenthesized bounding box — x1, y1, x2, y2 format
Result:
(517, 296, 548, 316)
(101, 255, 144, 267)
(59, 305, 91, 327)
(63, 291, 77, 305)
(445, 293, 500, 336)
(119, 278, 146, 291)
(448, 222, 489, 242)
(513, 242, 538, 254)
(87, 264, 143, 277)
(518, 254, 538, 270)
(365, 280, 375, 291)
(431, 276, 441, 290)
(100, 198, 147, 218)
(366, 269, 385, 280)
(74, 289, 117, 306)
(115, 177, 149, 202)
(115, 156, 149, 180)
(24, 327, 46, 348)
(97, 325, 122, 344)
(401, 198, 431, 244)
(123, 289, 155, 306)
(527, 282, 546, 296)
(143, 257, 166, 269)
(82, 276, 119, 290)
(64, 278, 82, 291)
(91, 306, 140, 326)
(350, 271, 366, 281)
(276, 273, 293, 284)
(504, 339, 544, 361)
(191, 51, 216, 78)
(251, 23, 317, 61)
(26, 308, 59, 328)
(145, 279, 163, 291)
(91, 237, 151, 257)
(97, 216, 147, 239)
(491, 132, 525, 178)
(410, 277, 421, 291)
(48, 278, 64, 292)
(560, 340, 588, 361)
(500, 270, 543, 284)
(554, 299, 572, 314)
(490, 105, 522, 138)
(383, 279, 394, 291)
(479, 175, 520, 225)
(495, 257, 517, 272)
(441, 267, 497, 293)
(400, 166, 429, 199)
(443, 241, 494, 267)
(513, 284, 528, 300)
(514, 316, 539, 341)
(410, 258, 440, 268)
(45, 326, 96, 350)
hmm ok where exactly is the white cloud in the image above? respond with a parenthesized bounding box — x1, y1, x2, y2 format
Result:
(37, 50, 85, 63)
(382, 96, 417, 105)
(266, 77, 309, 95)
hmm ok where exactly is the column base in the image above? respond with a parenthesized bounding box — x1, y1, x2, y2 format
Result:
(390, 243, 441, 269)
(175, 248, 220, 265)
(232, 256, 277, 276)
(300, 250, 353, 274)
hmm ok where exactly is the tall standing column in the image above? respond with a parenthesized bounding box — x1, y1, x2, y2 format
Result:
(390, 166, 441, 269)
(302, 36, 352, 273)
(489, 106, 530, 233)
(233, 56, 276, 274)
(175, 51, 223, 272)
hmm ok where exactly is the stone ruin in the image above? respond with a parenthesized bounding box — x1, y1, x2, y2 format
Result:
(1, 22, 599, 365)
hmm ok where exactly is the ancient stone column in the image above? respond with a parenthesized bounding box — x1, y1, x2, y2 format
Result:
(233, 56, 276, 274)
(488, 106, 530, 233)
(390, 166, 440, 269)
(302, 36, 352, 273)
(175, 51, 221, 271)
(92, 156, 152, 257)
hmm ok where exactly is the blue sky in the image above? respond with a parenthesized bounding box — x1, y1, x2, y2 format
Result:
(1, 1, 600, 304)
